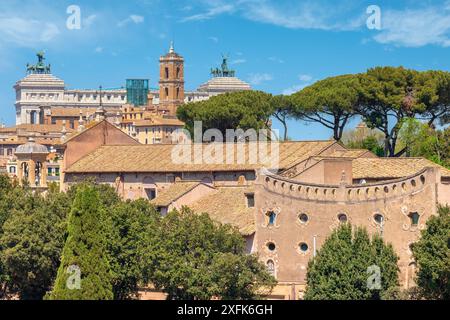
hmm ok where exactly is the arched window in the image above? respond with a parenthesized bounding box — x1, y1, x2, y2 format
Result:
(408, 212, 420, 226)
(267, 260, 275, 276)
(267, 211, 276, 226)
(165, 67, 169, 79)
(176, 66, 180, 78)
(165, 87, 169, 99)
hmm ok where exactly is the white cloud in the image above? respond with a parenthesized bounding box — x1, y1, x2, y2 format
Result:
(248, 73, 273, 85)
(181, 1, 450, 48)
(94, 46, 103, 53)
(118, 15, 145, 27)
(298, 74, 313, 82)
(231, 58, 246, 64)
(268, 56, 284, 64)
(130, 15, 145, 24)
(208, 36, 219, 43)
(373, 7, 450, 47)
(0, 16, 60, 47)
(182, 0, 363, 30)
(282, 74, 313, 95)
(181, 4, 235, 22)
(282, 84, 306, 95)
(84, 14, 97, 28)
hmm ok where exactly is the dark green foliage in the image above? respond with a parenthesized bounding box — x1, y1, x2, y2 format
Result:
(107, 199, 159, 299)
(0, 175, 51, 299)
(47, 185, 113, 300)
(143, 207, 276, 300)
(177, 91, 274, 138)
(348, 135, 385, 157)
(291, 75, 360, 141)
(0, 189, 70, 299)
(412, 206, 450, 300)
(398, 119, 450, 169)
(305, 224, 399, 300)
(67, 181, 120, 209)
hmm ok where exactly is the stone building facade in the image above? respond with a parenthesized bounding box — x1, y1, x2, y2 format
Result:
(254, 166, 448, 299)
(10, 120, 445, 300)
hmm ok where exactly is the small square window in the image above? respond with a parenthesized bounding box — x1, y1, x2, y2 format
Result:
(246, 193, 255, 208)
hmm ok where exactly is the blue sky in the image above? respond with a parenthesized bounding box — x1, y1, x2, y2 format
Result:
(1, 0, 450, 140)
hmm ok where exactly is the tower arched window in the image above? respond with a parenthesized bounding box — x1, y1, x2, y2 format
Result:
(267, 211, 276, 226)
(165, 87, 169, 99)
(267, 260, 275, 276)
(176, 66, 180, 78)
(165, 67, 169, 79)
(408, 212, 420, 226)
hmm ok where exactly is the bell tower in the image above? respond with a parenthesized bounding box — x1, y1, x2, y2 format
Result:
(159, 42, 185, 117)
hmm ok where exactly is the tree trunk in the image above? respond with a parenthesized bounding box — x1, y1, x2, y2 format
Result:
(281, 119, 288, 141)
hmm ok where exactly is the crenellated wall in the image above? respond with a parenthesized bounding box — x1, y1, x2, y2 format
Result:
(254, 167, 442, 298)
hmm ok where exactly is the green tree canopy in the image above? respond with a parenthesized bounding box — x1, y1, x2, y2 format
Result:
(290, 74, 360, 141)
(47, 185, 113, 300)
(412, 206, 450, 300)
(143, 207, 276, 300)
(415, 70, 450, 126)
(0, 189, 70, 299)
(398, 118, 449, 168)
(107, 199, 159, 299)
(305, 224, 399, 300)
(357, 67, 430, 157)
(177, 91, 274, 139)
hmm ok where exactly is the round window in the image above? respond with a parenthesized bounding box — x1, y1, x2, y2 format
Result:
(267, 242, 276, 251)
(299, 243, 309, 252)
(299, 213, 309, 224)
(374, 214, 384, 224)
(338, 213, 348, 223)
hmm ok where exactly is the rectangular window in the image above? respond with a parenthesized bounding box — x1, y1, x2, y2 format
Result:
(246, 194, 255, 208)
(145, 188, 156, 200)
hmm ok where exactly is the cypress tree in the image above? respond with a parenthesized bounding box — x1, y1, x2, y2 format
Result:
(47, 185, 113, 300)
(305, 224, 399, 300)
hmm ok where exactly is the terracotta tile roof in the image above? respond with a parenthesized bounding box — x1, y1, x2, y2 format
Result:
(0, 124, 74, 134)
(151, 182, 200, 206)
(50, 108, 98, 117)
(0, 127, 17, 133)
(65, 140, 337, 173)
(134, 117, 184, 127)
(189, 186, 255, 236)
(62, 120, 104, 144)
(327, 149, 375, 158)
(0, 136, 62, 146)
(352, 158, 450, 179)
